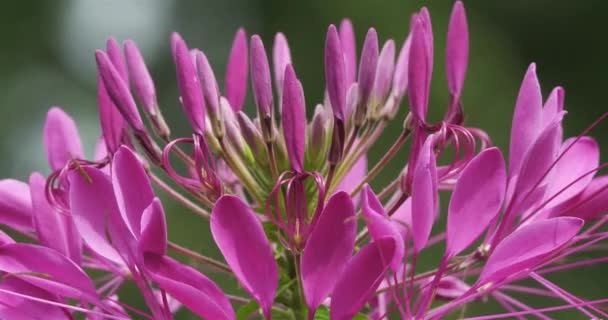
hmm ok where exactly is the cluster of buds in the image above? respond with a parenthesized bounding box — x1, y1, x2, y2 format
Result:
(1, 2, 608, 319)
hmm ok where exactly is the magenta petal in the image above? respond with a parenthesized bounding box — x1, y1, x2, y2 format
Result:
(372, 40, 396, 103)
(392, 33, 412, 98)
(69, 168, 125, 266)
(544, 137, 599, 208)
(0, 243, 97, 300)
(446, 1, 469, 99)
(172, 32, 206, 134)
(446, 148, 506, 257)
(145, 254, 235, 320)
(0, 179, 32, 232)
(0, 277, 71, 320)
(225, 28, 248, 111)
(411, 135, 438, 252)
(195, 51, 221, 121)
(112, 146, 155, 238)
(339, 19, 357, 86)
(0, 230, 14, 246)
(509, 63, 543, 176)
(357, 28, 379, 109)
(29, 172, 81, 264)
(542, 86, 564, 126)
(272, 32, 292, 96)
(301, 191, 356, 313)
(139, 198, 167, 256)
(407, 17, 432, 123)
(551, 176, 608, 220)
(97, 75, 125, 155)
(106, 37, 128, 80)
(361, 185, 405, 271)
(210, 195, 277, 314)
(95, 50, 144, 132)
(250, 35, 274, 117)
(281, 64, 306, 172)
(124, 39, 158, 115)
(325, 24, 348, 121)
(43, 107, 84, 171)
(330, 237, 396, 320)
(478, 217, 583, 285)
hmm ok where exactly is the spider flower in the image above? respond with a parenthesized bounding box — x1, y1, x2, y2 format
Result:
(1, 1, 608, 319)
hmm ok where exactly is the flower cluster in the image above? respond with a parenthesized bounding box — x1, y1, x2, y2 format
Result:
(1, 2, 608, 319)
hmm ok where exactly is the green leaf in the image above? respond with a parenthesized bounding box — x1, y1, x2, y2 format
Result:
(236, 301, 259, 320)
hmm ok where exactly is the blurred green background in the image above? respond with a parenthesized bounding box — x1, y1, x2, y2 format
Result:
(1, 0, 607, 319)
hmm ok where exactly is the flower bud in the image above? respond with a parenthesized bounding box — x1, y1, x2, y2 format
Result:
(225, 28, 248, 112)
(355, 28, 379, 126)
(339, 19, 357, 86)
(325, 25, 347, 122)
(273, 32, 292, 99)
(250, 35, 274, 141)
(446, 1, 469, 101)
(281, 64, 306, 172)
(237, 111, 266, 162)
(195, 50, 223, 138)
(372, 40, 396, 116)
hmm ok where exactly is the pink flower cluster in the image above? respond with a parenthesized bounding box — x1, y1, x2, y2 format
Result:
(1, 2, 607, 319)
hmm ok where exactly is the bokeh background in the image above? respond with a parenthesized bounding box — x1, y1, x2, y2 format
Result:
(1, 0, 607, 319)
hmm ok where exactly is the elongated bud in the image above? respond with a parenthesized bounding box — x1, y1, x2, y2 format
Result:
(355, 28, 379, 126)
(195, 50, 223, 138)
(419, 7, 434, 73)
(407, 17, 432, 124)
(226, 28, 248, 112)
(124, 40, 170, 139)
(44, 107, 84, 171)
(281, 64, 306, 172)
(325, 25, 347, 122)
(345, 83, 359, 123)
(373, 40, 396, 111)
(273, 32, 292, 98)
(446, 1, 469, 100)
(310, 104, 330, 159)
(97, 75, 125, 154)
(392, 32, 412, 99)
(222, 100, 247, 159)
(339, 19, 357, 86)
(237, 111, 266, 160)
(172, 33, 206, 134)
(250, 35, 274, 141)
(106, 37, 128, 80)
(95, 50, 145, 132)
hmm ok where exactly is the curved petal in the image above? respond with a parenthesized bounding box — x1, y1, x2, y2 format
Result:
(30, 172, 81, 264)
(69, 168, 125, 266)
(301, 191, 357, 313)
(509, 63, 543, 177)
(139, 198, 167, 256)
(550, 175, 608, 220)
(325, 24, 347, 121)
(145, 254, 235, 320)
(446, 1, 469, 99)
(0, 179, 32, 232)
(478, 217, 583, 285)
(43, 107, 83, 171)
(330, 237, 396, 320)
(0, 277, 71, 320)
(544, 136, 599, 208)
(335, 154, 367, 205)
(542, 86, 564, 126)
(112, 146, 155, 238)
(281, 64, 306, 172)
(446, 148, 506, 257)
(361, 185, 405, 270)
(411, 135, 438, 252)
(225, 28, 248, 111)
(210, 195, 277, 315)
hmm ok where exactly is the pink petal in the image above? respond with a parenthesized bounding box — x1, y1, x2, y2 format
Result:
(106, 37, 128, 80)
(509, 63, 543, 176)
(29, 172, 81, 264)
(225, 28, 248, 111)
(330, 237, 396, 320)
(446, 148, 506, 257)
(372, 39, 396, 104)
(301, 191, 357, 313)
(407, 16, 432, 123)
(112, 146, 155, 238)
(281, 64, 306, 172)
(124, 39, 157, 115)
(172, 32, 206, 134)
(250, 35, 274, 117)
(392, 32, 412, 98)
(145, 254, 235, 320)
(478, 217, 583, 285)
(544, 137, 598, 208)
(411, 135, 438, 252)
(0, 243, 97, 300)
(0, 277, 71, 320)
(0, 229, 14, 246)
(357, 28, 379, 110)
(0, 179, 32, 232)
(542, 86, 564, 126)
(272, 32, 292, 96)
(550, 175, 608, 220)
(361, 185, 405, 271)
(391, 196, 412, 239)
(446, 1, 469, 99)
(210, 195, 277, 315)
(335, 154, 367, 205)
(97, 75, 125, 155)
(195, 50, 221, 122)
(339, 19, 357, 86)
(325, 24, 348, 121)
(139, 198, 167, 256)
(68, 167, 125, 266)
(43, 107, 84, 171)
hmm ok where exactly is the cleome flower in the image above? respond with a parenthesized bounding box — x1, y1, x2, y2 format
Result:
(0, 1, 607, 319)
